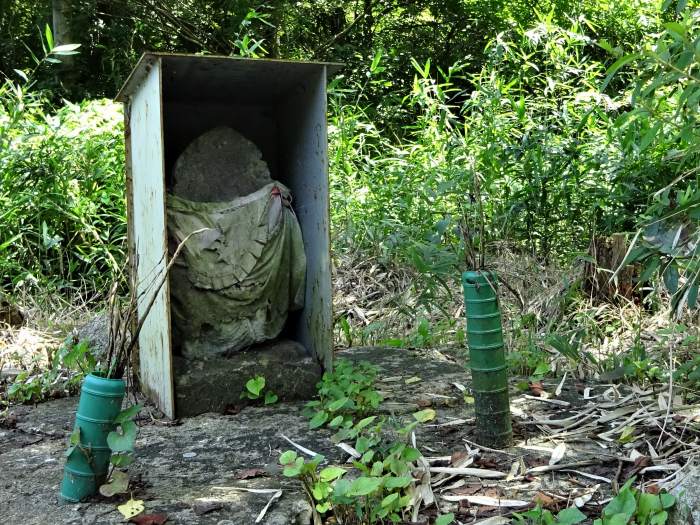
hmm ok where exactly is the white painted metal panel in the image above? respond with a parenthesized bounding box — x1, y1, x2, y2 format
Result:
(280, 67, 333, 370)
(128, 60, 174, 418)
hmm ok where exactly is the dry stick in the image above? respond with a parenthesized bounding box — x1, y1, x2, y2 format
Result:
(116, 227, 210, 377)
(612, 459, 624, 494)
(463, 438, 518, 457)
(497, 274, 525, 311)
(104, 280, 120, 373)
(525, 460, 599, 475)
(656, 342, 675, 450)
(634, 396, 700, 453)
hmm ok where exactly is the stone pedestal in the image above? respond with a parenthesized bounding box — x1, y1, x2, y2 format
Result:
(173, 340, 323, 417)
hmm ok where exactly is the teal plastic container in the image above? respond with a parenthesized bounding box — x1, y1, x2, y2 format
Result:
(463, 270, 512, 448)
(60, 373, 125, 502)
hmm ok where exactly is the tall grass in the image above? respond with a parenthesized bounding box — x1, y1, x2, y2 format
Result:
(0, 11, 696, 330)
(0, 92, 125, 299)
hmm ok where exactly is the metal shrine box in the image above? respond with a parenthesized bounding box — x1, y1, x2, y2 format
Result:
(116, 53, 337, 418)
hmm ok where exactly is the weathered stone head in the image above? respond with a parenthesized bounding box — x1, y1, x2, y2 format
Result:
(172, 126, 272, 202)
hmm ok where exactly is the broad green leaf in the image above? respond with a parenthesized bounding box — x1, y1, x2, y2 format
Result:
(660, 492, 675, 509)
(264, 391, 278, 405)
(384, 476, 413, 489)
(114, 404, 142, 424)
(319, 466, 346, 482)
(639, 258, 660, 283)
(663, 22, 687, 38)
(650, 511, 668, 524)
(328, 397, 349, 411)
(435, 514, 455, 525)
(355, 436, 371, 454)
(640, 123, 661, 151)
(402, 447, 421, 462)
(638, 493, 662, 517)
(601, 54, 640, 91)
(107, 420, 137, 452)
(246, 376, 265, 397)
(605, 514, 631, 525)
(354, 416, 377, 431)
(556, 506, 587, 524)
(315, 501, 331, 513)
(381, 492, 399, 507)
(412, 408, 436, 423)
(283, 457, 304, 477)
(370, 461, 383, 476)
(50, 43, 81, 55)
(329, 415, 344, 427)
(663, 265, 679, 295)
(361, 450, 375, 464)
(348, 476, 382, 496)
(603, 487, 636, 520)
(44, 24, 54, 49)
(279, 450, 297, 465)
(311, 482, 330, 500)
(309, 410, 329, 429)
(110, 453, 134, 467)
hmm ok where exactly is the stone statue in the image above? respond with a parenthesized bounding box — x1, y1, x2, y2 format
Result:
(167, 127, 306, 358)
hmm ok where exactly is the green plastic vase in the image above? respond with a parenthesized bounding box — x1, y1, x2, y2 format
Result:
(60, 372, 125, 502)
(462, 270, 512, 448)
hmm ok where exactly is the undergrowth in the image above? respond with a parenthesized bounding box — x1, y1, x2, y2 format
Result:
(1, 8, 698, 408)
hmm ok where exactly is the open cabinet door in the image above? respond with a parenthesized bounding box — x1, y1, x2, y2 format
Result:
(126, 58, 175, 418)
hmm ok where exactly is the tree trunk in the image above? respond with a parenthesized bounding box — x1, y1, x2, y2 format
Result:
(363, 0, 374, 48)
(52, 0, 74, 68)
(583, 233, 638, 302)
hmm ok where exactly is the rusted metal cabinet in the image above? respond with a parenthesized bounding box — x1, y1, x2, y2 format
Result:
(116, 54, 337, 418)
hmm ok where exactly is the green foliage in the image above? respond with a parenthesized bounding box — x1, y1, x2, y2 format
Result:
(288, 358, 435, 523)
(0, 31, 124, 299)
(606, 10, 700, 317)
(592, 479, 675, 525)
(6, 338, 96, 403)
(240, 375, 278, 404)
(304, 359, 382, 430)
(514, 505, 587, 525)
(0, 95, 125, 297)
(514, 482, 676, 525)
(106, 404, 143, 469)
(279, 426, 422, 523)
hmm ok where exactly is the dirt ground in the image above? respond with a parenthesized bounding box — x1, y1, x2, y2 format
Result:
(0, 346, 696, 524)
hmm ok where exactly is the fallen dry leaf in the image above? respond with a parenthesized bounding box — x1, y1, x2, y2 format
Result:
(193, 501, 223, 516)
(449, 484, 481, 496)
(533, 492, 557, 510)
(475, 457, 499, 469)
(442, 494, 529, 507)
(549, 443, 566, 465)
(472, 518, 510, 525)
(450, 450, 469, 465)
(429, 466, 506, 479)
(118, 498, 145, 520)
(573, 484, 599, 508)
(234, 468, 267, 480)
(529, 381, 546, 397)
(129, 514, 168, 525)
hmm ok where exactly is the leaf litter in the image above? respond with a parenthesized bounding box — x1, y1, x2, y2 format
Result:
(416, 378, 700, 523)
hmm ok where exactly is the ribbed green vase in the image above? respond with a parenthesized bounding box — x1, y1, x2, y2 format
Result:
(462, 270, 512, 448)
(60, 373, 125, 502)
